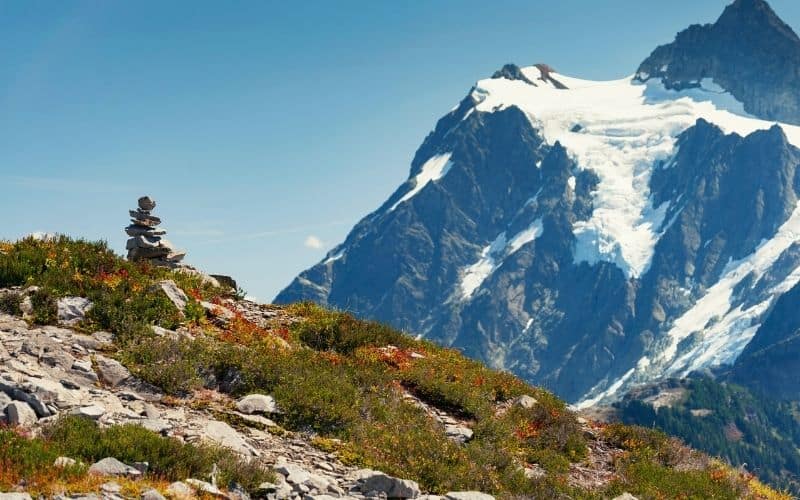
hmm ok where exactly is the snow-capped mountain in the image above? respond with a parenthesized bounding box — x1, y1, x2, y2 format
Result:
(277, 0, 800, 405)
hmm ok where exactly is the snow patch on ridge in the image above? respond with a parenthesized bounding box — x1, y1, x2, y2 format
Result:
(577, 202, 800, 408)
(323, 249, 345, 265)
(457, 219, 544, 300)
(644, 78, 754, 118)
(470, 71, 800, 278)
(390, 153, 453, 211)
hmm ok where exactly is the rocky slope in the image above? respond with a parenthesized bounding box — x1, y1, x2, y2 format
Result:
(731, 280, 800, 400)
(0, 236, 782, 499)
(277, 0, 800, 406)
(0, 309, 436, 500)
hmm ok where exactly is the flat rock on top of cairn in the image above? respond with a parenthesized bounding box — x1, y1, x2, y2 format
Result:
(125, 196, 186, 269)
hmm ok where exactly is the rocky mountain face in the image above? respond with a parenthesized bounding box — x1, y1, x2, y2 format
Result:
(636, 0, 800, 125)
(277, 0, 800, 406)
(731, 280, 800, 400)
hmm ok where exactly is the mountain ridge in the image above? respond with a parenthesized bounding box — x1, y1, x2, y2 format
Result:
(278, 0, 800, 408)
(636, 0, 800, 124)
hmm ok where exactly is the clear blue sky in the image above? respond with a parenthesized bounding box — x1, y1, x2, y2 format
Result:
(3, 0, 799, 301)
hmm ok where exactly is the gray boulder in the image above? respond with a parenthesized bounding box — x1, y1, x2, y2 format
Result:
(358, 470, 420, 499)
(236, 394, 278, 415)
(73, 404, 105, 420)
(94, 355, 131, 387)
(155, 280, 188, 311)
(139, 418, 171, 434)
(185, 479, 226, 498)
(445, 493, 494, 500)
(513, 395, 538, 409)
(54, 456, 78, 468)
(165, 482, 193, 498)
(57, 297, 93, 326)
(275, 462, 311, 484)
(5, 401, 38, 426)
(88, 457, 142, 477)
(444, 425, 473, 444)
(0, 494, 33, 500)
(203, 420, 255, 456)
(141, 489, 166, 500)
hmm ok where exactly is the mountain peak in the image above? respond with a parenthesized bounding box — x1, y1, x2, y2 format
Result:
(637, 0, 800, 124)
(716, 0, 799, 41)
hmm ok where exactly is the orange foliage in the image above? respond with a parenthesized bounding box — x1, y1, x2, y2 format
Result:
(516, 421, 544, 439)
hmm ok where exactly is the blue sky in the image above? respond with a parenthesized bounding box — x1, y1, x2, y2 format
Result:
(3, 0, 800, 301)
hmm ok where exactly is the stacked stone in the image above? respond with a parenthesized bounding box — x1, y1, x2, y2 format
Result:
(125, 196, 186, 268)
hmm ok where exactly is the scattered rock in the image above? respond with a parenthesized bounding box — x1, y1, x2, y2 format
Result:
(276, 462, 312, 484)
(94, 355, 131, 387)
(140, 418, 171, 434)
(54, 456, 78, 468)
(0, 494, 33, 500)
(445, 493, 494, 500)
(236, 394, 278, 415)
(232, 411, 276, 429)
(513, 395, 538, 409)
(60, 379, 81, 390)
(73, 404, 106, 420)
(88, 457, 142, 477)
(132, 461, 149, 474)
(155, 280, 189, 312)
(523, 465, 546, 480)
(211, 274, 237, 291)
(19, 296, 33, 320)
(185, 479, 227, 498)
(57, 297, 93, 326)
(258, 478, 292, 499)
(612, 494, 639, 500)
(445, 425, 473, 444)
(201, 301, 236, 323)
(101, 481, 122, 494)
(141, 488, 166, 500)
(5, 401, 38, 426)
(72, 359, 93, 373)
(358, 470, 421, 499)
(166, 482, 194, 499)
(203, 420, 256, 456)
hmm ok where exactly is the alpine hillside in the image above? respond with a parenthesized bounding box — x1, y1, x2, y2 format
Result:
(276, 0, 800, 407)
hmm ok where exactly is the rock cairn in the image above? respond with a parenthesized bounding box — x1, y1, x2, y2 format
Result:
(125, 196, 186, 268)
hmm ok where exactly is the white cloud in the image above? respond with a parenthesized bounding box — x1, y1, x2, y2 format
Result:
(304, 235, 324, 250)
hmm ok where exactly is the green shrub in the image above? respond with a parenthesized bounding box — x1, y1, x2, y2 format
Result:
(43, 416, 272, 491)
(185, 299, 206, 325)
(120, 336, 210, 395)
(87, 288, 182, 342)
(602, 423, 682, 466)
(0, 427, 83, 491)
(0, 292, 21, 316)
(291, 303, 414, 353)
(604, 460, 744, 500)
(29, 289, 58, 325)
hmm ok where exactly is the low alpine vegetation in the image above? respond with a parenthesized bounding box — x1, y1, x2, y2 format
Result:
(0, 416, 271, 496)
(0, 236, 789, 499)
